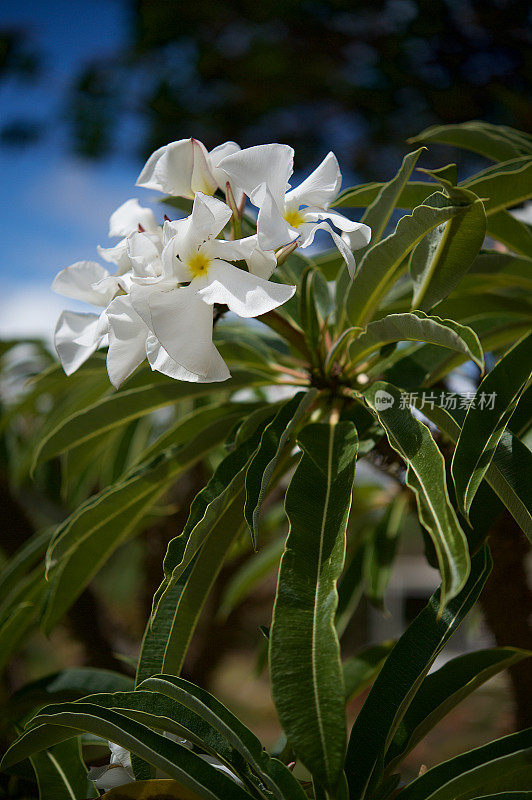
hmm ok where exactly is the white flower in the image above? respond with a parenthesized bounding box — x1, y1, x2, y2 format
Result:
(128, 192, 295, 381)
(220, 144, 371, 275)
(88, 742, 135, 791)
(136, 138, 243, 202)
(88, 738, 242, 791)
(52, 200, 163, 379)
(98, 198, 161, 276)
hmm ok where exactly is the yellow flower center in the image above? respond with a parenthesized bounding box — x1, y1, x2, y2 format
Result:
(187, 251, 211, 278)
(284, 207, 305, 228)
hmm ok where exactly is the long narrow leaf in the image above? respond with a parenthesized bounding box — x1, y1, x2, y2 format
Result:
(344, 547, 492, 800)
(451, 332, 532, 520)
(270, 421, 358, 793)
(364, 382, 470, 608)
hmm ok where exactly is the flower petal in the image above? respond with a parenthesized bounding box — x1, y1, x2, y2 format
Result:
(52, 261, 114, 306)
(106, 296, 148, 388)
(54, 310, 104, 375)
(307, 208, 372, 246)
(198, 260, 295, 318)
(208, 140, 244, 202)
(127, 231, 163, 277)
(89, 765, 135, 791)
(220, 144, 294, 208)
(108, 198, 158, 238)
(136, 139, 196, 198)
(254, 183, 297, 250)
(211, 235, 278, 278)
(285, 151, 342, 208)
(190, 138, 219, 195)
(146, 335, 230, 383)
(97, 240, 131, 274)
(146, 284, 216, 377)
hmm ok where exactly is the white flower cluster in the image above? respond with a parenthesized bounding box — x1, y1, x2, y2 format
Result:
(53, 138, 371, 386)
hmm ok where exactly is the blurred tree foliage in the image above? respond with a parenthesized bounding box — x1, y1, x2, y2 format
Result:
(2, 0, 532, 178)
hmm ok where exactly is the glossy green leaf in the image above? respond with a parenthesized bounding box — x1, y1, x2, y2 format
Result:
(410, 194, 487, 311)
(2, 703, 256, 800)
(343, 642, 395, 702)
(385, 647, 531, 772)
(150, 406, 277, 621)
(140, 676, 308, 800)
(464, 156, 532, 215)
(270, 421, 358, 793)
(345, 547, 492, 800)
(244, 390, 316, 544)
(348, 312, 484, 371)
(333, 181, 433, 210)
(346, 192, 466, 326)
(364, 382, 470, 608)
(357, 147, 425, 257)
(397, 729, 532, 800)
(409, 121, 532, 162)
(33, 369, 268, 467)
(30, 737, 96, 800)
(414, 402, 532, 541)
(451, 332, 532, 520)
(151, 492, 246, 677)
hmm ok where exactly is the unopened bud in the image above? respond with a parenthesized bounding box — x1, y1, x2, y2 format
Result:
(275, 240, 299, 267)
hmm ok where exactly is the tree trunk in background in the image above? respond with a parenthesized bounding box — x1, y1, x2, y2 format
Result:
(480, 512, 532, 730)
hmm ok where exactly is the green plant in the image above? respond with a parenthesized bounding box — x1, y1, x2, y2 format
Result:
(1, 121, 531, 799)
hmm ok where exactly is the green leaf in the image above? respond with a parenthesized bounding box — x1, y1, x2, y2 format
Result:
(364, 382, 470, 608)
(462, 251, 532, 293)
(364, 494, 409, 612)
(139, 676, 308, 800)
(30, 738, 96, 800)
(148, 492, 246, 678)
(358, 148, 425, 251)
(41, 412, 237, 633)
(332, 181, 433, 210)
(385, 647, 531, 772)
(3, 667, 133, 727)
(486, 210, 532, 258)
(346, 192, 467, 326)
(244, 390, 316, 544)
(150, 406, 278, 621)
(396, 729, 532, 800)
(217, 537, 284, 622)
(342, 642, 395, 702)
(410, 194, 487, 311)
(348, 312, 484, 371)
(344, 547, 492, 800)
(270, 421, 358, 793)
(2, 703, 256, 800)
(409, 121, 532, 162)
(412, 402, 532, 541)
(451, 333, 532, 520)
(464, 156, 532, 215)
(130, 402, 261, 468)
(0, 528, 50, 608)
(33, 369, 268, 467)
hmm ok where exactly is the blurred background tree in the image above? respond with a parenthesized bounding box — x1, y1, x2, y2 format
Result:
(1, 0, 531, 178)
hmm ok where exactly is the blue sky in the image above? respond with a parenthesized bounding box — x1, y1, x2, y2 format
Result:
(0, 0, 154, 338)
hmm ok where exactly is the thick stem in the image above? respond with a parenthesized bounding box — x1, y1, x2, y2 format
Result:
(479, 511, 532, 730)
